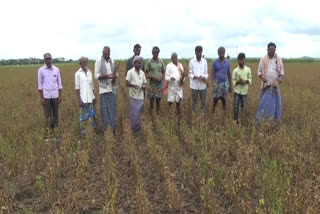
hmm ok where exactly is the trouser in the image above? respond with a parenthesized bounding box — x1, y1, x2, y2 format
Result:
(234, 93, 248, 121)
(43, 98, 59, 130)
(191, 89, 206, 113)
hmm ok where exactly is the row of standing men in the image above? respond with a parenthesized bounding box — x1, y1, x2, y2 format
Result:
(37, 42, 284, 137)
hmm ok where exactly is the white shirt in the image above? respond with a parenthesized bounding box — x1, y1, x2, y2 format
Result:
(126, 68, 147, 100)
(188, 57, 208, 90)
(257, 56, 284, 86)
(165, 62, 184, 88)
(75, 68, 95, 103)
(94, 59, 117, 94)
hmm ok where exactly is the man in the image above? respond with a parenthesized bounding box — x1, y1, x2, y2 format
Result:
(75, 56, 97, 136)
(126, 56, 147, 132)
(95, 46, 118, 134)
(37, 53, 62, 140)
(211, 47, 232, 114)
(232, 53, 252, 124)
(189, 46, 208, 114)
(145, 46, 165, 115)
(126, 44, 144, 74)
(165, 52, 185, 114)
(256, 42, 284, 126)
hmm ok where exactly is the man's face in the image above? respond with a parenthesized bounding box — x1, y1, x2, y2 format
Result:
(80, 60, 88, 70)
(171, 55, 178, 64)
(44, 58, 52, 67)
(195, 51, 202, 59)
(238, 58, 245, 67)
(152, 51, 159, 58)
(267, 46, 276, 57)
(103, 48, 110, 60)
(218, 50, 225, 60)
(134, 47, 141, 56)
(134, 60, 141, 70)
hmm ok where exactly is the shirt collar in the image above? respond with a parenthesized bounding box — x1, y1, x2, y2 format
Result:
(45, 64, 53, 70)
(79, 67, 89, 73)
(194, 57, 202, 62)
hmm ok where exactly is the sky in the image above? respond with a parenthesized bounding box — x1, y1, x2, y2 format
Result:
(1, 0, 320, 60)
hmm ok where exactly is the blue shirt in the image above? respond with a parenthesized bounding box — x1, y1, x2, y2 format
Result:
(211, 59, 230, 83)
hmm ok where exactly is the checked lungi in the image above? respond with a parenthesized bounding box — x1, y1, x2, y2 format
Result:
(255, 86, 282, 124)
(100, 92, 116, 130)
(213, 80, 229, 100)
(80, 103, 97, 134)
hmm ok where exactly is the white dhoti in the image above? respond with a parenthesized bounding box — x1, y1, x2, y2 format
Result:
(167, 86, 183, 103)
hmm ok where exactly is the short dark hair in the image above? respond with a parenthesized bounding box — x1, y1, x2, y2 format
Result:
(134, 44, 141, 49)
(237, 53, 246, 60)
(267, 42, 276, 49)
(218, 47, 225, 53)
(195, 46, 203, 52)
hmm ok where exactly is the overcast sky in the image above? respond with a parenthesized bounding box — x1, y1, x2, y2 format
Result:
(1, 0, 320, 60)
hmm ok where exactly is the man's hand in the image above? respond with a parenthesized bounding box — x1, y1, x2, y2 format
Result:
(58, 96, 62, 104)
(260, 75, 267, 82)
(134, 85, 140, 89)
(228, 86, 232, 93)
(41, 98, 46, 105)
(278, 76, 282, 84)
(93, 98, 96, 105)
(199, 77, 206, 83)
(79, 100, 83, 107)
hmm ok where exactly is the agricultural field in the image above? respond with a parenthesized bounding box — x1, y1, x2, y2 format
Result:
(0, 61, 320, 213)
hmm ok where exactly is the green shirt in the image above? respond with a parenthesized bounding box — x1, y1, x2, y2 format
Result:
(232, 65, 252, 95)
(145, 58, 165, 87)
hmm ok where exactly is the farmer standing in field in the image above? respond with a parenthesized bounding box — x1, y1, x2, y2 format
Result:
(37, 53, 62, 141)
(95, 46, 118, 134)
(189, 46, 208, 115)
(211, 47, 233, 114)
(232, 53, 252, 124)
(126, 56, 147, 132)
(255, 42, 284, 127)
(165, 52, 185, 114)
(126, 44, 144, 75)
(145, 46, 165, 115)
(75, 56, 97, 136)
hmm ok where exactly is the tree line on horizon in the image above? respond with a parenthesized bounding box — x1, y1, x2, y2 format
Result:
(0, 56, 318, 66)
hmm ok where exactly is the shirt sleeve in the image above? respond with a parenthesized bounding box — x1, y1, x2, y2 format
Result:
(90, 71, 95, 90)
(57, 68, 62, 89)
(75, 72, 80, 89)
(188, 60, 194, 79)
(161, 60, 165, 73)
(257, 58, 263, 77)
(211, 61, 216, 72)
(113, 60, 118, 77)
(203, 60, 208, 79)
(143, 72, 147, 84)
(279, 57, 284, 76)
(165, 64, 171, 81)
(232, 69, 237, 87)
(126, 70, 131, 82)
(247, 68, 252, 85)
(37, 68, 43, 90)
(94, 60, 101, 80)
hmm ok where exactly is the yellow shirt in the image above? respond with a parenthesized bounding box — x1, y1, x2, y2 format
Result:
(232, 65, 252, 95)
